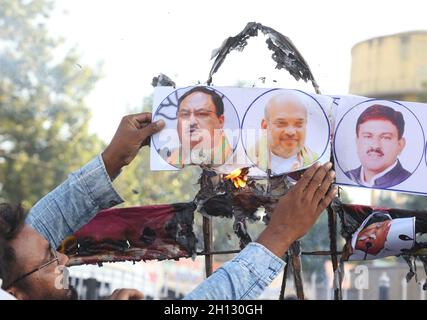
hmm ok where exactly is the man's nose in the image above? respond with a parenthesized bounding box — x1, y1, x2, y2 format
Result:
(284, 126, 297, 136)
(189, 113, 199, 125)
(370, 136, 381, 148)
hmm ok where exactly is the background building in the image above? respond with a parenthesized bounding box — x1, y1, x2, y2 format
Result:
(350, 30, 427, 101)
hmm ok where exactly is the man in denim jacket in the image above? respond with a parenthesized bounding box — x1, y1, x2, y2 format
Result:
(0, 112, 336, 300)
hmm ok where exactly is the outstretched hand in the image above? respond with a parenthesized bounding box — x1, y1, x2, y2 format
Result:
(256, 162, 338, 257)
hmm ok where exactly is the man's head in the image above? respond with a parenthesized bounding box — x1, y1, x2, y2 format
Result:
(0, 203, 76, 300)
(355, 218, 391, 256)
(355, 104, 406, 175)
(176, 87, 225, 151)
(261, 93, 308, 158)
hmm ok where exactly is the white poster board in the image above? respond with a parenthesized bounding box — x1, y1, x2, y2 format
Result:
(150, 86, 333, 176)
(333, 95, 426, 194)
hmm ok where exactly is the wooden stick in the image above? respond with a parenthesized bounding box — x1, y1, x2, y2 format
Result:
(289, 241, 305, 300)
(279, 254, 290, 300)
(327, 206, 342, 300)
(203, 216, 213, 277)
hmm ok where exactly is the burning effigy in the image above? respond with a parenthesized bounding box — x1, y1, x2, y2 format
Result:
(58, 22, 427, 299)
(58, 23, 321, 301)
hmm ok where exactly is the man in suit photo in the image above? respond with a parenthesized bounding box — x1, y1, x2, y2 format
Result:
(345, 104, 411, 188)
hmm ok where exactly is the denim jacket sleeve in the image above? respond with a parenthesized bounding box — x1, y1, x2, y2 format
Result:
(183, 242, 285, 300)
(25, 154, 124, 248)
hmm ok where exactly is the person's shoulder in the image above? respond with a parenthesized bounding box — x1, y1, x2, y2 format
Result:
(222, 135, 233, 156)
(247, 136, 267, 162)
(394, 160, 412, 179)
(375, 161, 411, 188)
(302, 146, 319, 161)
(401, 168, 412, 180)
(345, 166, 361, 180)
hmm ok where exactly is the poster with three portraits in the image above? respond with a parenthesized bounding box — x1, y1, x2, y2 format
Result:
(150, 85, 427, 197)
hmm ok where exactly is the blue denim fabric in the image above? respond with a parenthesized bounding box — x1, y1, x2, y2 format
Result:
(26, 154, 124, 248)
(25, 155, 285, 300)
(184, 242, 285, 300)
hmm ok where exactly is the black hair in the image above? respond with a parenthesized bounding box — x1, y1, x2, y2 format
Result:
(0, 203, 26, 289)
(177, 86, 224, 117)
(356, 104, 405, 139)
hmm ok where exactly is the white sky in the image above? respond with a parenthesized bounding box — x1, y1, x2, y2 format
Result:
(49, 0, 427, 204)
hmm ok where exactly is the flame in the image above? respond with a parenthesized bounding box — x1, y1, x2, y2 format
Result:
(225, 168, 248, 188)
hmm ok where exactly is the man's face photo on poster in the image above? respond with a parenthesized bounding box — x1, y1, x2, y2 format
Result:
(176, 88, 225, 163)
(356, 117, 405, 175)
(347, 212, 415, 261)
(334, 100, 424, 190)
(355, 220, 391, 256)
(353, 104, 408, 187)
(241, 89, 331, 175)
(261, 93, 308, 161)
(152, 86, 239, 168)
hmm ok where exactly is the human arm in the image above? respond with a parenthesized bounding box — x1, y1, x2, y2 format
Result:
(184, 162, 337, 300)
(26, 113, 165, 248)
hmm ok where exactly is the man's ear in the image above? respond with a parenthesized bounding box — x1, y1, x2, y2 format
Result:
(218, 114, 225, 126)
(261, 118, 267, 129)
(398, 137, 406, 154)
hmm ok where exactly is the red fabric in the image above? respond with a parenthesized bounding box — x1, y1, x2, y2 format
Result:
(60, 204, 196, 266)
(75, 205, 175, 244)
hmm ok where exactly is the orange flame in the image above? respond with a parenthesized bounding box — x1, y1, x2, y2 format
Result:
(225, 168, 249, 188)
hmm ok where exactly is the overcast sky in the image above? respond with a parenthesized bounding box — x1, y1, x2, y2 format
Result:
(49, 0, 427, 204)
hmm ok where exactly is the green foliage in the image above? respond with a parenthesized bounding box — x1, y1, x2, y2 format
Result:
(0, 0, 104, 207)
(298, 188, 349, 280)
(299, 211, 335, 281)
(113, 149, 201, 206)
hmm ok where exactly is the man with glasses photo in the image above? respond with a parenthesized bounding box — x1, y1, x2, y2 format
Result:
(166, 86, 233, 167)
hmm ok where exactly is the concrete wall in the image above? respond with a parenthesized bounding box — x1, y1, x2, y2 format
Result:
(350, 31, 427, 100)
